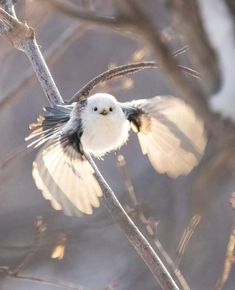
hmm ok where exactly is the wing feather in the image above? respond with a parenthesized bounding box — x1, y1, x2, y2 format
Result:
(124, 96, 207, 177)
(32, 140, 102, 216)
(28, 103, 102, 216)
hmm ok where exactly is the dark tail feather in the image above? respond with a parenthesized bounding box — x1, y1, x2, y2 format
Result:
(26, 105, 73, 148)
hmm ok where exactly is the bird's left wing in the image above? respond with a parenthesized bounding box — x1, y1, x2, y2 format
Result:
(122, 96, 207, 178)
(27, 104, 102, 216)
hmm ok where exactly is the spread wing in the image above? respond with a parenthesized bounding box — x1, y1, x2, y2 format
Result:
(27, 104, 102, 216)
(122, 96, 207, 178)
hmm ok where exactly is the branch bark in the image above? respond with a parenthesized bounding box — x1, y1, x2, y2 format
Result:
(0, 22, 86, 110)
(0, 7, 63, 104)
(85, 153, 179, 290)
(0, 2, 181, 290)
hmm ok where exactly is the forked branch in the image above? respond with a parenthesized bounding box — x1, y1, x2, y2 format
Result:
(0, 2, 181, 290)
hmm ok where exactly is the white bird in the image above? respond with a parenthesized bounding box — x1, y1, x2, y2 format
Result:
(27, 93, 207, 216)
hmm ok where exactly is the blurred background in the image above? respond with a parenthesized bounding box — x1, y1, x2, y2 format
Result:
(0, 0, 235, 290)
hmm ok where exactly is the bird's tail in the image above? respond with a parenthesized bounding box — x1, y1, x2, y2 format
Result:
(25, 104, 74, 148)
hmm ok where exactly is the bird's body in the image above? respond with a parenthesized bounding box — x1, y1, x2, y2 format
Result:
(27, 93, 207, 216)
(78, 94, 130, 156)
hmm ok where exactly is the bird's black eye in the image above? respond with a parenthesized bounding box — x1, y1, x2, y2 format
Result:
(109, 107, 113, 112)
(94, 107, 98, 111)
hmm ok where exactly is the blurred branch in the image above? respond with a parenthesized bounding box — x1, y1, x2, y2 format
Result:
(176, 215, 201, 266)
(0, 2, 181, 290)
(225, 0, 235, 18)
(0, 145, 28, 172)
(0, 0, 16, 15)
(44, 0, 132, 29)
(85, 152, 179, 290)
(0, 22, 86, 111)
(167, 0, 220, 95)
(120, 0, 211, 120)
(9, 216, 47, 275)
(0, 271, 90, 290)
(46, 0, 214, 129)
(214, 196, 235, 290)
(0, 7, 63, 104)
(0, 217, 94, 289)
(0, 0, 16, 32)
(70, 48, 200, 103)
(116, 155, 191, 290)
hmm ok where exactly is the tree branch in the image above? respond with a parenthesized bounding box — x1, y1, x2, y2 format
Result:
(84, 153, 179, 290)
(167, 0, 220, 95)
(0, 0, 16, 32)
(0, 22, 86, 111)
(70, 49, 200, 103)
(0, 7, 63, 104)
(117, 0, 217, 133)
(0, 2, 181, 290)
(44, 0, 131, 29)
(45, 0, 215, 129)
(0, 0, 16, 16)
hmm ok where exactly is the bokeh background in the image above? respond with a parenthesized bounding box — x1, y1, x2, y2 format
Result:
(0, 1, 235, 290)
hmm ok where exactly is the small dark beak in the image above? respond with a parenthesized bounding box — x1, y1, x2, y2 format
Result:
(100, 110, 108, 116)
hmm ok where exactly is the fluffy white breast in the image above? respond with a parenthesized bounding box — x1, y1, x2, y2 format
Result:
(80, 93, 130, 156)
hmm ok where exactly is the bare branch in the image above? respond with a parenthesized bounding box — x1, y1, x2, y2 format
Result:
(85, 153, 179, 290)
(0, 145, 28, 172)
(46, 0, 214, 128)
(0, 7, 63, 104)
(214, 204, 235, 290)
(0, 22, 86, 111)
(167, 0, 220, 95)
(9, 216, 47, 275)
(0, 0, 16, 32)
(0, 2, 181, 289)
(1, 271, 89, 290)
(0, 0, 16, 16)
(44, 0, 131, 29)
(0, 6, 20, 29)
(176, 215, 201, 266)
(70, 62, 160, 102)
(70, 58, 200, 103)
(117, 155, 191, 290)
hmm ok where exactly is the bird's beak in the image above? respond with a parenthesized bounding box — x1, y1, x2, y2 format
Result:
(100, 109, 108, 116)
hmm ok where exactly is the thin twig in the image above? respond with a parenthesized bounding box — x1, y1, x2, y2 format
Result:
(0, 145, 29, 172)
(0, 22, 86, 111)
(0, 0, 16, 32)
(214, 195, 235, 290)
(3, 272, 89, 290)
(0, 7, 63, 104)
(176, 215, 201, 266)
(85, 152, 179, 290)
(51, 0, 214, 126)
(44, 0, 131, 29)
(70, 58, 200, 103)
(0, 3, 181, 290)
(0, 0, 16, 16)
(167, 0, 220, 94)
(117, 155, 191, 290)
(9, 216, 47, 275)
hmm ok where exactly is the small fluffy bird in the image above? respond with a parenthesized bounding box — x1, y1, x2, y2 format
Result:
(27, 93, 207, 216)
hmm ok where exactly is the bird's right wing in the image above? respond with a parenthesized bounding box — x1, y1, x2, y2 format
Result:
(27, 103, 102, 216)
(33, 138, 102, 216)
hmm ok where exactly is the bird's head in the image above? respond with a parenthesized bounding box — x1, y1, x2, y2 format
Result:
(84, 93, 123, 120)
